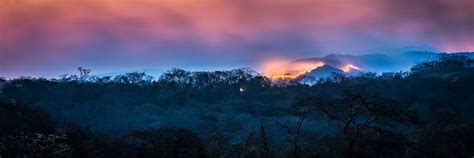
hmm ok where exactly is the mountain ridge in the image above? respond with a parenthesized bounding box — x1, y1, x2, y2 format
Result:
(288, 51, 473, 79)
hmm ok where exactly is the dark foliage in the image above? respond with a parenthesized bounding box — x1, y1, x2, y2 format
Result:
(1, 55, 474, 157)
(119, 128, 206, 158)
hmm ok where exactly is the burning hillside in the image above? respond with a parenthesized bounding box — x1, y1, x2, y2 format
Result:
(260, 59, 325, 80)
(260, 59, 363, 80)
(342, 64, 360, 73)
(259, 51, 458, 80)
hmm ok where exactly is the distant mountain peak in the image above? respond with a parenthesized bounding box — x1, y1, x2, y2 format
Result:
(287, 51, 447, 79)
(305, 65, 343, 79)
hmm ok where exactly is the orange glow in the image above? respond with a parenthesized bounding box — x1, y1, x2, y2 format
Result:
(260, 59, 325, 80)
(342, 64, 360, 73)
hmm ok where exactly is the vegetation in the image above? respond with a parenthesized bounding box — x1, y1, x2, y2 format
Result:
(1, 55, 474, 157)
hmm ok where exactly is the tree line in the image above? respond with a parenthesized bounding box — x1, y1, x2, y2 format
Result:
(1, 54, 474, 157)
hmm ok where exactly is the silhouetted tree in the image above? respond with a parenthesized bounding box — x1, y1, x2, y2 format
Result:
(411, 110, 474, 158)
(78, 67, 91, 81)
(113, 72, 153, 85)
(294, 87, 418, 158)
(1, 56, 474, 157)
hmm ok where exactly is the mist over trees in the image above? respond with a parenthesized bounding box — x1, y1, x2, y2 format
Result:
(1, 54, 474, 157)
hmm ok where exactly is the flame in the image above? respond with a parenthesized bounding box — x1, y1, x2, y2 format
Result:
(260, 59, 325, 80)
(265, 69, 313, 80)
(342, 64, 360, 73)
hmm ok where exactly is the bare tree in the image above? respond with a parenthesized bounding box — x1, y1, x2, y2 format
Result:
(276, 103, 312, 158)
(293, 87, 418, 158)
(259, 123, 273, 157)
(77, 67, 91, 81)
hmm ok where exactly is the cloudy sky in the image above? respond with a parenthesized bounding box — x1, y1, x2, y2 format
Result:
(1, 0, 473, 77)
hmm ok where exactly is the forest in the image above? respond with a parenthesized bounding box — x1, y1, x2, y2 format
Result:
(1, 54, 474, 158)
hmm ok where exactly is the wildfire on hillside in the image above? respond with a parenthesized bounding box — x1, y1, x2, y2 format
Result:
(341, 64, 360, 73)
(260, 59, 325, 80)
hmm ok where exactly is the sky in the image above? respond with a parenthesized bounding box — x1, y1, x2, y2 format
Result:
(1, 0, 473, 78)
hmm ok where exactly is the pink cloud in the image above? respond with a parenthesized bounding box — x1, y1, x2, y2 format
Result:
(0, 0, 473, 77)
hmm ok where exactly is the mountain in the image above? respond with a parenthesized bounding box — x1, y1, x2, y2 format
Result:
(452, 52, 474, 59)
(305, 65, 343, 79)
(291, 51, 441, 73)
(355, 45, 437, 55)
(289, 51, 473, 79)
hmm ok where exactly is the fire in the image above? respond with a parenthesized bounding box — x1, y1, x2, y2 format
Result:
(260, 59, 325, 80)
(342, 64, 360, 73)
(265, 70, 313, 80)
